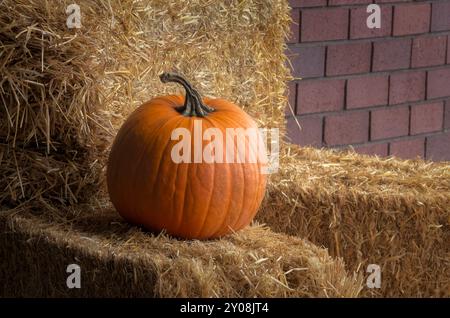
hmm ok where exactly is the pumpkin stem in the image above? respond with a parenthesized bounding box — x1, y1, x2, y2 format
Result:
(159, 72, 215, 117)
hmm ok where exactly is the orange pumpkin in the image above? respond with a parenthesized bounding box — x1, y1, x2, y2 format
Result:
(107, 73, 267, 239)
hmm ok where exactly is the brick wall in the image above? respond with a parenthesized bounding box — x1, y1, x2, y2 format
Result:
(286, 0, 450, 161)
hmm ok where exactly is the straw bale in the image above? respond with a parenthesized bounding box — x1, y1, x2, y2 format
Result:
(258, 144, 450, 297)
(0, 0, 290, 206)
(3, 0, 448, 299)
(0, 205, 362, 297)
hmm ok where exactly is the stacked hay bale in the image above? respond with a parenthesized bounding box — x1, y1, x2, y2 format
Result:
(0, 0, 289, 208)
(259, 144, 450, 297)
(0, 206, 362, 297)
(1, 0, 448, 298)
(3, 0, 345, 298)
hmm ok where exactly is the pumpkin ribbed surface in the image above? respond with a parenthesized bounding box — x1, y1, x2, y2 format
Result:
(107, 89, 267, 239)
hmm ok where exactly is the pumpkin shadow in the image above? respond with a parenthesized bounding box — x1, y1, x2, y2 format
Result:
(62, 204, 214, 243)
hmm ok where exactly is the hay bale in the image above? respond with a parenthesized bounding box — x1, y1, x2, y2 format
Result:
(0, 205, 362, 297)
(5, 0, 447, 299)
(258, 144, 450, 297)
(0, 0, 290, 207)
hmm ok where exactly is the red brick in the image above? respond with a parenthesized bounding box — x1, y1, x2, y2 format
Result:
(297, 79, 345, 115)
(373, 39, 411, 72)
(448, 36, 450, 64)
(286, 116, 323, 147)
(445, 100, 450, 130)
(410, 102, 444, 135)
(289, 0, 326, 8)
(411, 35, 447, 68)
(288, 46, 325, 78)
(389, 71, 426, 105)
(301, 8, 349, 42)
(375, 0, 409, 3)
(431, 1, 450, 32)
(427, 68, 450, 99)
(371, 107, 409, 140)
(347, 75, 388, 109)
(324, 111, 369, 146)
(390, 138, 425, 159)
(350, 5, 392, 39)
(288, 9, 300, 44)
(326, 43, 371, 76)
(426, 132, 450, 161)
(393, 3, 431, 36)
(329, 0, 371, 5)
(286, 82, 297, 116)
(353, 143, 389, 156)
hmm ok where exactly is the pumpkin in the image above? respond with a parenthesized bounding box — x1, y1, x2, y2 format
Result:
(107, 73, 267, 239)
